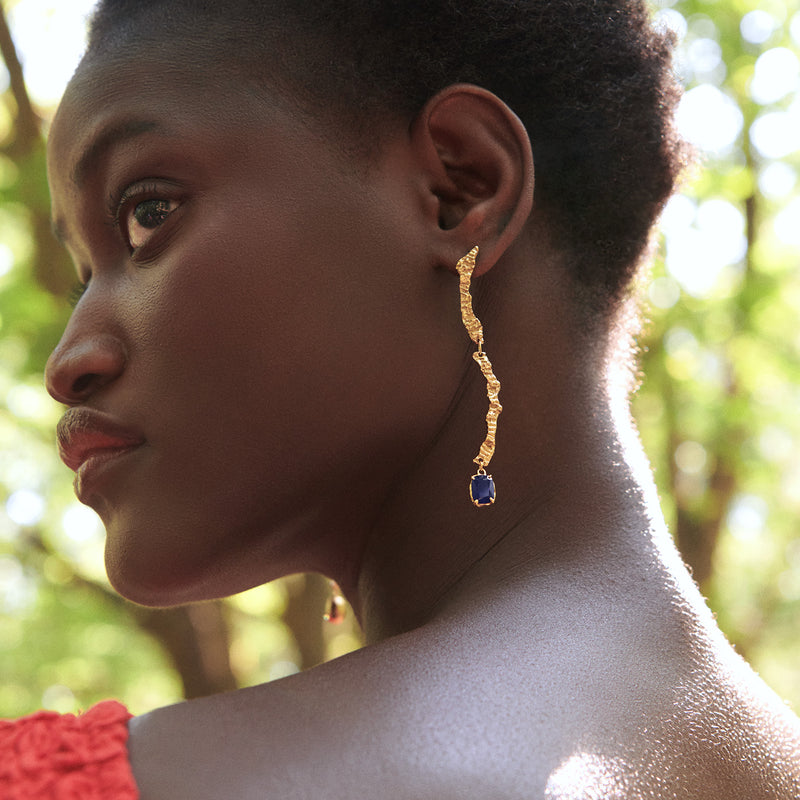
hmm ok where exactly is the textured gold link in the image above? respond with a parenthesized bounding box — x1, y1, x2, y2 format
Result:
(457, 246, 484, 346)
(456, 246, 502, 470)
(472, 350, 501, 467)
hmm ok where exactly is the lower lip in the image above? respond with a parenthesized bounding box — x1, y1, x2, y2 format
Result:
(74, 446, 141, 501)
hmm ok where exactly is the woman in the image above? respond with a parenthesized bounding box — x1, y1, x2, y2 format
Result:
(3, 0, 799, 796)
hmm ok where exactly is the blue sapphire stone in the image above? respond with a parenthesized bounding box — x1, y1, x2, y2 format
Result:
(470, 473, 495, 506)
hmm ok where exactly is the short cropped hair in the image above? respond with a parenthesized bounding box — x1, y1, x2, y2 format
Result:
(86, 0, 686, 319)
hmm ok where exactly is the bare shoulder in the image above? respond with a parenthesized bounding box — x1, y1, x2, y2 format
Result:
(336, 609, 800, 799)
(128, 615, 800, 799)
(640, 651, 800, 799)
(612, 651, 800, 800)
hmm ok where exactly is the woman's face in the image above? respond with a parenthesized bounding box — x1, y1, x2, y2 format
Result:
(45, 52, 463, 604)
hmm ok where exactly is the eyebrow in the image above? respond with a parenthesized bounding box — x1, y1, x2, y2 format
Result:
(53, 119, 165, 246)
(71, 118, 162, 188)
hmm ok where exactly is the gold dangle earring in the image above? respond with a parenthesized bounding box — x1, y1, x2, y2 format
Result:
(456, 246, 502, 507)
(323, 580, 346, 624)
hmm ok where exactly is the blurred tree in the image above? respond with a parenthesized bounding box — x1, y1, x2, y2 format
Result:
(0, 0, 797, 718)
(636, 0, 800, 703)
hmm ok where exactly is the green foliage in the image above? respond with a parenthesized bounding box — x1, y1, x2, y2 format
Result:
(635, 0, 800, 705)
(0, 575, 181, 717)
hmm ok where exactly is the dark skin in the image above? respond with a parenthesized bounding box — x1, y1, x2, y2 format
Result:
(45, 49, 800, 799)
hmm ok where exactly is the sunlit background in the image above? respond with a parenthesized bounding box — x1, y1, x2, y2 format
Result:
(1, 0, 799, 716)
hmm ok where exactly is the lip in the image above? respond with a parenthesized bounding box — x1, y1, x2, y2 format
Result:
(57, 408, 146, 472)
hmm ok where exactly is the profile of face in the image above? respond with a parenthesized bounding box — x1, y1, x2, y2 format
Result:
(45, 49, 467, 606)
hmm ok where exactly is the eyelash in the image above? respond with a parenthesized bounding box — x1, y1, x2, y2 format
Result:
(67, 180, 174, 305)
(68, 281, 88, 308)
(108, 179, 172, 249)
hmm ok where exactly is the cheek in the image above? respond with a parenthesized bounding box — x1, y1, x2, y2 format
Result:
(102, 167, 462, 601)
(126, 199, 442, 500)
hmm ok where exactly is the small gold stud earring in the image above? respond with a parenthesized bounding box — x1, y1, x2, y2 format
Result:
(323, 580, 346, 623)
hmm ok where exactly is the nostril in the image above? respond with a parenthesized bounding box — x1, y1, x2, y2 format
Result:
(72, 373, 101, 396)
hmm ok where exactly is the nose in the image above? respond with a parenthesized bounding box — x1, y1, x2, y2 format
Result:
(45, 331, 127, 405)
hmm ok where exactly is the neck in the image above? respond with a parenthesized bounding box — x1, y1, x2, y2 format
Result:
(339, 247, 702, 645)
(352, 350, 681, 643)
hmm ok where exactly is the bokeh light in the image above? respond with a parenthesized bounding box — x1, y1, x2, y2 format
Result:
(676, 84, 743, 156)
(6, 488, 44, 526)
(61, 503, 102, 544)
(741, 10, 778, 45)
(750, 102, 800, 160)
(759, 162, 797, 199)
(664, 198, 747, 298)
(6, 0, 96, 108)
(750, 48, 800, 106)
(727, 495, 769, 542)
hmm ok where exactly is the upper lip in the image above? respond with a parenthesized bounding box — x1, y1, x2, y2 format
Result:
(56, 408, 145, 471)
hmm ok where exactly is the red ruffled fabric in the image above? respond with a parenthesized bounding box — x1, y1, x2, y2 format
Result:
(0, 700, 138, 799)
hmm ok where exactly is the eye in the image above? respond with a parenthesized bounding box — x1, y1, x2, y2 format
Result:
(112, 180, 182, 253)
(124, 197, 180, 250)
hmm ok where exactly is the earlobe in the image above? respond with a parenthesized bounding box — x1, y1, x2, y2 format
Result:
(411, 84, 534, 275)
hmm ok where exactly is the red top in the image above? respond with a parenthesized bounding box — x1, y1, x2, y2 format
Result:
(0, 700, 138, 799)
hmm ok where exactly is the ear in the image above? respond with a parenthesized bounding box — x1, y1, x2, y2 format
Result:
(410, 84, 534, 276)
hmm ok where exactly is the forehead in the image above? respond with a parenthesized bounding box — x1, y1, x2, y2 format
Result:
(49, 53, 253, 171)
(46, 51, 305, 237)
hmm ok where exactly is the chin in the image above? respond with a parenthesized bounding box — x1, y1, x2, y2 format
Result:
(99, 501, 293, 606)
(103, 536, 222, 608)
(105, 563, 200, 607)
